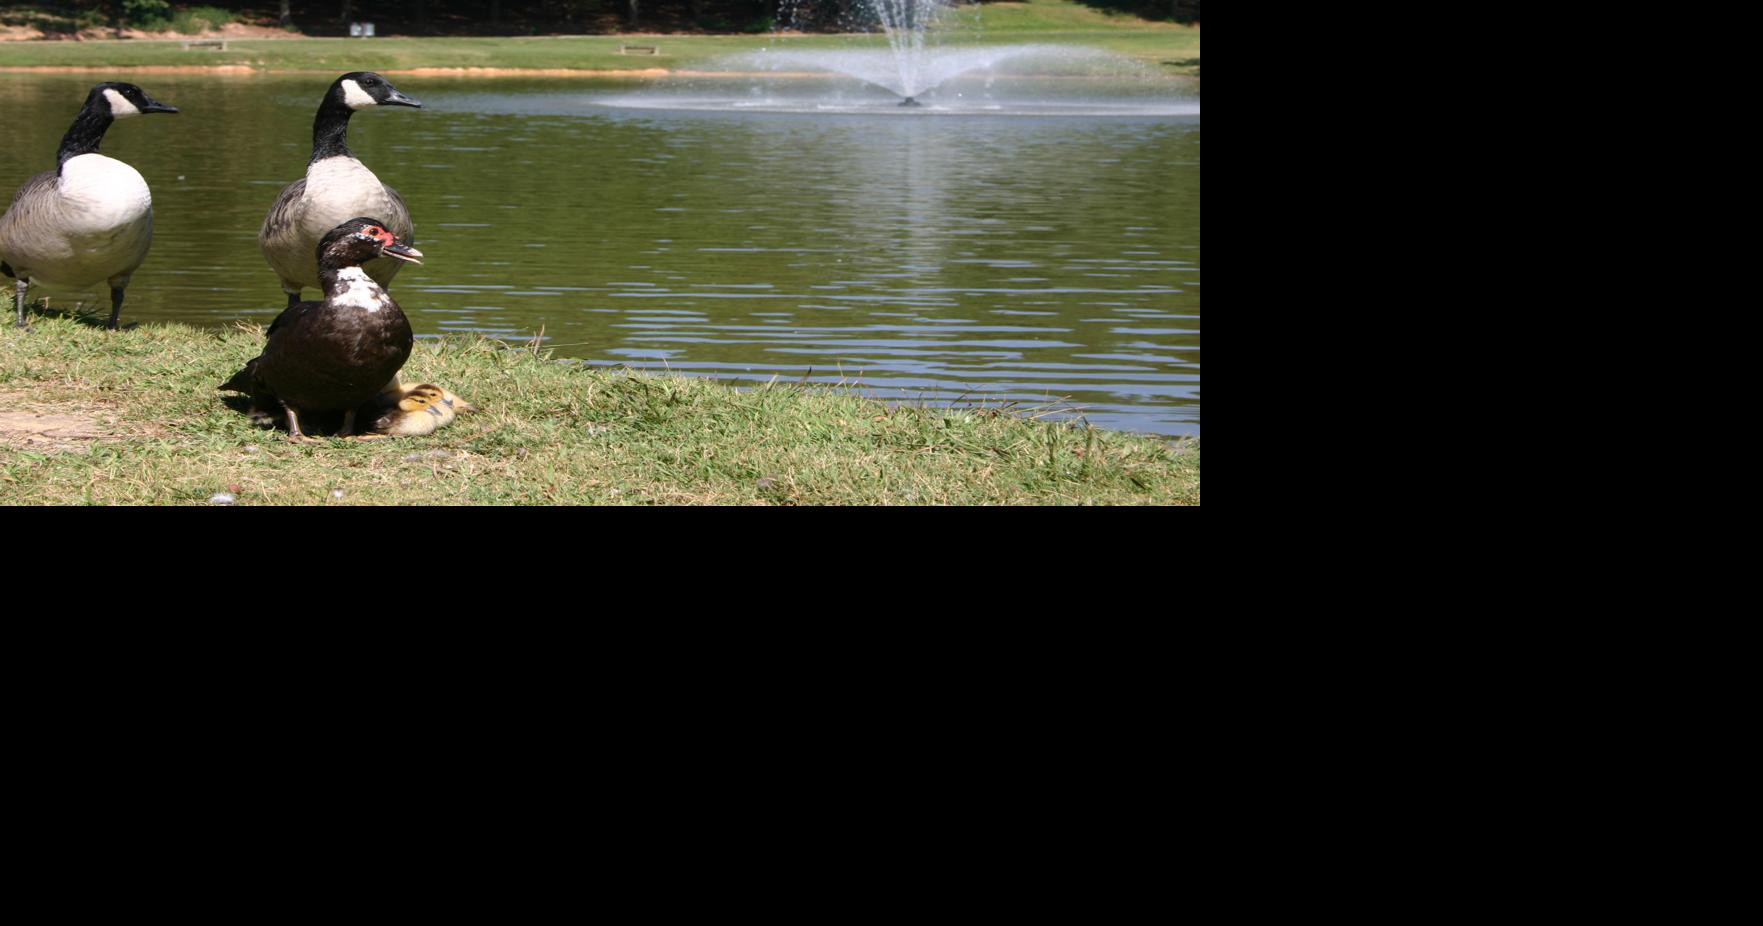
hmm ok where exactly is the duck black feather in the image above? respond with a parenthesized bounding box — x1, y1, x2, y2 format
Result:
(223, 218, 423, 441)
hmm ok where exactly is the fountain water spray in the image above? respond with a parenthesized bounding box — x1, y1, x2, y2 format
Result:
(869, 0, 948, 102)
(587, 0, 1200, 116)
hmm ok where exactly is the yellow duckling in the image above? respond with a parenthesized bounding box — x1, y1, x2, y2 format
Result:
(368, 382, 474, 437)
(374, 377, 475, 415)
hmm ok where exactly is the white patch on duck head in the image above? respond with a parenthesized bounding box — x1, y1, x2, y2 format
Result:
(340, 79, 378, 110)
(331, 266, 391, 313)
(103, 89, 142, 119)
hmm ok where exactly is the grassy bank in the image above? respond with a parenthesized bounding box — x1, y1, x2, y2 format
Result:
(0, 2, 1200, 75)
(0, 315, 1198, 506)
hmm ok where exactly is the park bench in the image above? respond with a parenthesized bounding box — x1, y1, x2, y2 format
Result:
(619, 44, 659, 55)
(182, 39, 228, 51)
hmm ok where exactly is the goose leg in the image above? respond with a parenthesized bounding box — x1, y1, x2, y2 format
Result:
(285, 290, 301, 310)
(108, 286, 125, 331)
(14, 278, 26, 329)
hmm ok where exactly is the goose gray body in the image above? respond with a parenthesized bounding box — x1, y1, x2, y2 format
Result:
(0, 163, 151, 289)
(259, 73, 421, 305)
(0, 83, 177, 329)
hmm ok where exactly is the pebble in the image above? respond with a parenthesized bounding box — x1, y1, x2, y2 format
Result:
(208, 493, 236, 506)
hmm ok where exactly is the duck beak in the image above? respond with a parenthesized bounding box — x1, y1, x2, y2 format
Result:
(383, 88, 423, 109)
(383, 242, 424, 265)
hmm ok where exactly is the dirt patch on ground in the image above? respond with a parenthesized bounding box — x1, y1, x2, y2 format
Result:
(392, 66, 676, 78)
(0, 410, 108, 445)
(0, 64, 260, 74)
(1, 21, 298, 42)
(0, 390, 129, 451)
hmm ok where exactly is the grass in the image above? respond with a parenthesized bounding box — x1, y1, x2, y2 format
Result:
(0, 1, 1200, 76)
(0, 313, 1199, 506)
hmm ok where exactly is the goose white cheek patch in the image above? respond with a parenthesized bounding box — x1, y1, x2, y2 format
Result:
(340, 80, 378, 110)
(103, 89, 142, 119)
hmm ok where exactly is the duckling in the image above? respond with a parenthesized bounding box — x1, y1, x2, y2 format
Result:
(370, 384, 454, 437)
(373, 377, 475, 415)
(358, 381, 474, 437)
(221, 218, 423, 443)
(0, 82, 179, 329)
(260, 73, 421, 308)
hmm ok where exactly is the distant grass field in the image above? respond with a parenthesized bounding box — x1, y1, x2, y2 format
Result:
(0, 1, 1200, 75)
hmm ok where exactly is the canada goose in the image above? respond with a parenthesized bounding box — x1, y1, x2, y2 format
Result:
(0, 82, 178, 330)
(260, 72, 421, 308)
(222, 218, 424, 443)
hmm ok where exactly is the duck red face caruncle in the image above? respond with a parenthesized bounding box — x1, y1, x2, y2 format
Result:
(352, 223, 424, 265)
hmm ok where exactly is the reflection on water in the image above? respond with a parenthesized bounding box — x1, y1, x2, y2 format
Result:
(1, 74, 1199, 435)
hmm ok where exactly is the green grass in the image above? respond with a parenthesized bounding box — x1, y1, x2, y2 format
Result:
(1, 314, 1198, 506)
(0, 1, 1199, 76)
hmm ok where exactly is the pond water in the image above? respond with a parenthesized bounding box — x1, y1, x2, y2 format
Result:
(1, 72, 1199, 435)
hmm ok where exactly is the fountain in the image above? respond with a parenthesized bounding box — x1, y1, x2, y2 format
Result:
(589, 0, 1200, 117)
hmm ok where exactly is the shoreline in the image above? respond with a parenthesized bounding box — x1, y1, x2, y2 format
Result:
(1, 317, 1200, 506)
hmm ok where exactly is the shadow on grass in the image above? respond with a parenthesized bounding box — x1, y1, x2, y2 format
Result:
(18, 300, 134, 331)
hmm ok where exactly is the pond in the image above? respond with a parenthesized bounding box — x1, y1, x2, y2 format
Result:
(1, 72, 1199, 435)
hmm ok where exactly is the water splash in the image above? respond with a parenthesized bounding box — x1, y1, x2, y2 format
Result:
(871, 0, 946, 99)
(590, 0, 1199, 117)
(746, 44, 1137, 101)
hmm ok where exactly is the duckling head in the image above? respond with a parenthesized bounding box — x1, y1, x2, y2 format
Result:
(400, 385, 448, 415)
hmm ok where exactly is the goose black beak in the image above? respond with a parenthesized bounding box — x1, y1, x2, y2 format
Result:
(383, 89, 423, 109)
(143, 101, 180, 115)
(383, 242, 424, 265)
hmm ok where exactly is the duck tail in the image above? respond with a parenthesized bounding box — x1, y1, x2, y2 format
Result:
(220, 358, 260, 394)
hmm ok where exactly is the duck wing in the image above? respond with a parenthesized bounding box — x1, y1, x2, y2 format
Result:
(220, 356, 262, 395)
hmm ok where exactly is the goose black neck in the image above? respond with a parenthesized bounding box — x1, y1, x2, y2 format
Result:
(311, 98, 356, 163)
(57, 104, 115, 168)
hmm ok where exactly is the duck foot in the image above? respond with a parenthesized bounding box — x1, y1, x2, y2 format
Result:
(282, 403, 323, 444)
